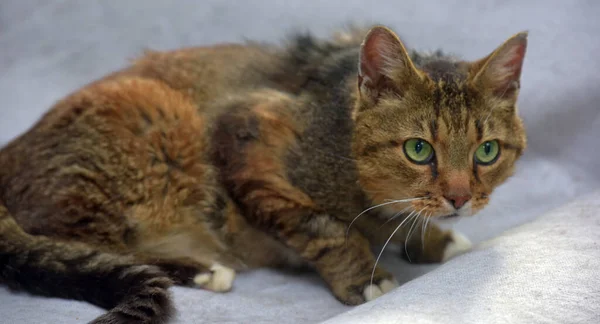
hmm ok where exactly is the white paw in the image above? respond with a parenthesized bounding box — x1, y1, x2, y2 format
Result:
(442, 230, 473, 262)
(193, 263, 236, 292)
(363, 278, 399, 302)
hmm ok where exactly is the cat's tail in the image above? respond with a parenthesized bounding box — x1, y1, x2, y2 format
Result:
(0, 203, 175, 324)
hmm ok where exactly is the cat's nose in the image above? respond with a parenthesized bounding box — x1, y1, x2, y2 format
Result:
(444, 194, 472, 210)
(444, 171, 471, 210)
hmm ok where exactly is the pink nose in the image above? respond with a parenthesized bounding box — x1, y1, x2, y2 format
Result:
(444, 194, 471, 209)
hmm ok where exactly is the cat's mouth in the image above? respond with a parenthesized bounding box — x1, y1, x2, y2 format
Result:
(440, 213, 459, 219)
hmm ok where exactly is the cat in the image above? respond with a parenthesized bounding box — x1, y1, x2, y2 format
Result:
(0, 25, 528, 324)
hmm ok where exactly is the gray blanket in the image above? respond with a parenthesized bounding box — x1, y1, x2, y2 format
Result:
(1, 1, 599, 323)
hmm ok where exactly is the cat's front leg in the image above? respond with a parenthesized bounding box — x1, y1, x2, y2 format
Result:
(258, 208, 398, 304)
(227, 177, 398, 304)
(291, 212, 399, 304)
(213, 93, 398, 304)
(398, 221, 472, 264)
(356, 214, 472, 264)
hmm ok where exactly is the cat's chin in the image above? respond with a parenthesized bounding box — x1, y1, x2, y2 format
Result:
(440, 213, 460, 220)
(431, 213, 464, 227)
(432, 207, 475, 226)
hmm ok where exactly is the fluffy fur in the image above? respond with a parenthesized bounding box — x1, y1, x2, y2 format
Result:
(0, 25, 527, 323)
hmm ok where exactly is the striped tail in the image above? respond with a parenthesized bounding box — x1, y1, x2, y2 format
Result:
(0, 204, 175, 324)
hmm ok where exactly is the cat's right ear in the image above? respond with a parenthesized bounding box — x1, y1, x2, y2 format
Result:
(357, 26, 422, 104)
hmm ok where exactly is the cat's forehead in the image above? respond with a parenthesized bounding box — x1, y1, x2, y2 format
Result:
(419, 59, 467, 84)
(424, 77, 475, 135)
(425, 82, 516, 148)
(417, 59, 473, 113)
(401, 77, 506, 145)
(380, 63, 509, 140)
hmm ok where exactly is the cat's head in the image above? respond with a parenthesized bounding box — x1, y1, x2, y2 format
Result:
(352, 26, 527, 219)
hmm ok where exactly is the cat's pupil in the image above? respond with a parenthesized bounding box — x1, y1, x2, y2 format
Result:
(415, 141, 423, 154)
(484, 142, 491, 155)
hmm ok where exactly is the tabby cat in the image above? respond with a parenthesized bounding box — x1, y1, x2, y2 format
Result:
(0, 25, 527, 323)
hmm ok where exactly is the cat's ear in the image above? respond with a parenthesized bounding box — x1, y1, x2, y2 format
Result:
(469, 32, 528, 101)
(358, 26, 421, 103)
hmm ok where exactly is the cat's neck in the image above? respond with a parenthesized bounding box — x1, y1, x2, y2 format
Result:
(300, 47, 361, 161)
(282, 46, 375, 218)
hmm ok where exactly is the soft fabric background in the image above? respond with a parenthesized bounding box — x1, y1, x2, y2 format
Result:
(0, 1, 598, 323)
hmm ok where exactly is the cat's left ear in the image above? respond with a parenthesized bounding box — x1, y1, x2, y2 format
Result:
(469, 32, 528, 101)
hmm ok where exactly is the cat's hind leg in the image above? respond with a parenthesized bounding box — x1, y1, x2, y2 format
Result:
(191, 263, 235, 292)
(148, 259, 236, 293)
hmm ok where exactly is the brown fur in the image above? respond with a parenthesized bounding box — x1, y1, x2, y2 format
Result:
(0, 25, 528, 323)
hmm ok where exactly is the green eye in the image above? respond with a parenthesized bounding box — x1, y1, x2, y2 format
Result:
(403, 138, 434, 164)
(475, 140, 500, 165)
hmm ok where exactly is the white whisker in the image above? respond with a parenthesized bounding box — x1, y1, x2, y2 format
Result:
(420, 213, 427, 251)
(345, 197, 424, 240)
(404, 209, 424, 263)
(368, 209, 417, 300)
(422, 212, 431, 250)
(379, 205, 413, 228)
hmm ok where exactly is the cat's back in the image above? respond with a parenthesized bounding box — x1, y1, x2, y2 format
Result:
(0, 42, 287, 239)
(0, 41, 286, 189)
(98, 42, 288, 107)
(0, 33, 361, 234)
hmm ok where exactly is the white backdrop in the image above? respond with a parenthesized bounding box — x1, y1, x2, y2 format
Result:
(1, 1, 599, 323)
